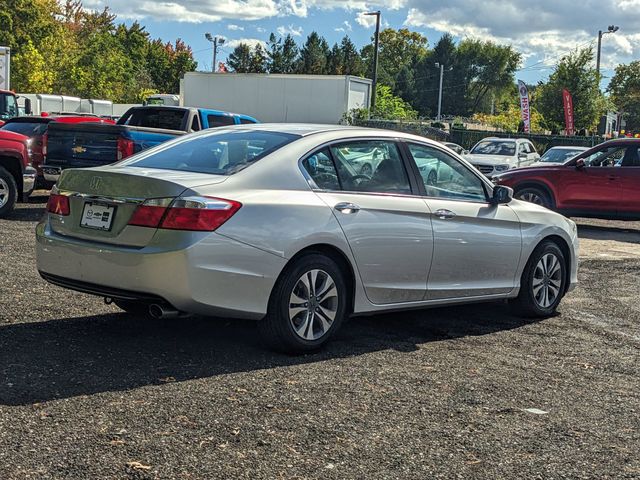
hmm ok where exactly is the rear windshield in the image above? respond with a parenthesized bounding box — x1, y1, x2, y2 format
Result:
(124, 130, 300, 175)
(118, 109, 186, 130)
(471, 140, 516, 156)
(1, 121, 48, 136)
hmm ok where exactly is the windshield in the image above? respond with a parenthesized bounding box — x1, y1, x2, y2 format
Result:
(540, 148, 585, 163)
(124, 130, 300, 175)
(471, 140, 516, 156)
(1, 121, 48, 136)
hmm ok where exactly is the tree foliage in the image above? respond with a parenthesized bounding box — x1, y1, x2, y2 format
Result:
(608, 61, 640, 131)
(0, 0, 196, 102)
(536, 47, 605, 133)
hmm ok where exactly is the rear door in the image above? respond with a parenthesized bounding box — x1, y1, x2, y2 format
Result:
(618, 145, 640, 218)
(303, 140, 433, 304)
(405, 142, 522, 300)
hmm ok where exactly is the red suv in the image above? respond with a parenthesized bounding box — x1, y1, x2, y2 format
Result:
(0, 115, 114, 188)
(494, 138, 640, 220)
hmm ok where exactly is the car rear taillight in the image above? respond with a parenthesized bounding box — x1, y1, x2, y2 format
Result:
(117, 137, 135, 160)
(128, 197, 241, 231)
(47, 193, 70, 216)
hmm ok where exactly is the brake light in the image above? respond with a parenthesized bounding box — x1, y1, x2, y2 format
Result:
(127, 197, 241, 231)
(117, 137, 135, 160)
(47, 193, 70, 216)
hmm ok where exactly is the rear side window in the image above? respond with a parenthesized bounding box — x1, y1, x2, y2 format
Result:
(240, 118, 256, 125)
(1, 121, 48, 136)
(208, 115, 235, 128)
(118, 109, 186, 130)
(124, 130, 299, 175)
(302, 148, 340, 190)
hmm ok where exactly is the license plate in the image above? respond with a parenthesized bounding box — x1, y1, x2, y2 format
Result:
(80, 202, 115, 231)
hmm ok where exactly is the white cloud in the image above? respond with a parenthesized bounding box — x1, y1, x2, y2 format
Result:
(227, 24, 244, 31)
(225, 37, 268, 50)
(356, 11, 377, 28)
(276, 24, 304, 36)
(335, 20, 352, 32)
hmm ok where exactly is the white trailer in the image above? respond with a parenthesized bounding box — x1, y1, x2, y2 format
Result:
(0, 46, 9, 90)
(80, 98, 113, 116)
(180, 73, 372, 124)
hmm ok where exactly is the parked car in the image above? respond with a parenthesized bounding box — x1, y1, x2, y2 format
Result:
(36, 125, 579, 353)
(441, 141, 467, 155)
(464, 137, 540, 176)
(494, 138, 640, 220)
(1, 115, 114, 188)
(42, 106, 258, 182)
(0, 129, 35, 217)
(529, 146, 589, 167)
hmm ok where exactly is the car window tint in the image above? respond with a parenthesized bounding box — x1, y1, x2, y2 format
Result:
(620, 146, 640, 167)
(119, 109, 186, 130)
(1, 121, 48, 136)
(329, 141, 411, 195)
(190, 115, 201, 132)
(408, 143, 487, 202)
(207, 115, 236, 128)
(301, 148, 340, 190)
(587, 146, 625, 167)
(471, 140, 516, 156)
(239, 118, 256, 124)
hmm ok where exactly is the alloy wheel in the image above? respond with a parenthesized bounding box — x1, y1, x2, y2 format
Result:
(532, 253, 562, 308)
(0, 178, 9, 208)
(288, 269, 339, 341)
(518, 191, 545, 206)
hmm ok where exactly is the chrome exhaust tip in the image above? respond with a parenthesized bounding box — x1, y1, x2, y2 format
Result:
(149, 304, 183, 319)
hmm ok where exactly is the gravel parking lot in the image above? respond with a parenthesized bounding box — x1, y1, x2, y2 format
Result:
(1, 196, 639, 479)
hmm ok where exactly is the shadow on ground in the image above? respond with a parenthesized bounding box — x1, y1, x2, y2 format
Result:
(578, 224, 640, 244)
(0, 302, 534, 406)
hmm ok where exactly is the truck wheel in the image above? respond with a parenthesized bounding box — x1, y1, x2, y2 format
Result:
(0, 166, 17, 218)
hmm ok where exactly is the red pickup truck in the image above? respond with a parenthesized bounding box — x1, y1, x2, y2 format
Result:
(0, 129, 35, 217)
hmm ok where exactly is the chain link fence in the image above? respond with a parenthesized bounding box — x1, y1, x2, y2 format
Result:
(353, 119, 606, 153)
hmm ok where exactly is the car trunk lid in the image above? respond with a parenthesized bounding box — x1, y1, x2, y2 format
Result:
(50, 167, 228, 247)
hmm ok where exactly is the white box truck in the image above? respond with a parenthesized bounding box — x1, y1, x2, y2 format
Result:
(0, 46, 9, 90)
(180, 73, 372, 124)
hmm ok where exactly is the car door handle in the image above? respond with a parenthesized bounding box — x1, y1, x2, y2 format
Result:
(334, 202, 360, 214)
(434, 209, 456, 219)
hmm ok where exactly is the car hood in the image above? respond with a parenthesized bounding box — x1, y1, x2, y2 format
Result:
(463, 153, 513, 165)
(495, 163, 567, 180)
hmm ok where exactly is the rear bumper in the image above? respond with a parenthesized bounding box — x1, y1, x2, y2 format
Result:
(23, 166, 37, 197)
(36, 220, 287, 319)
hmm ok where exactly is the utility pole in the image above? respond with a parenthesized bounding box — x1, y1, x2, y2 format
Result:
(205, 33, 225, 73)
(435, 62, 444, 121)
(596, 25, 619, 82)
(364, 11, 381, 117)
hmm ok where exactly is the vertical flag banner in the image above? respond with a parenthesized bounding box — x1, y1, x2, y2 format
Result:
(517, 80, 531, 133)
(562, 88, 575, 135)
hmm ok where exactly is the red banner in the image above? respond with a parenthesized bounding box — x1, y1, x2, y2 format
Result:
(562, 88, 574, 135)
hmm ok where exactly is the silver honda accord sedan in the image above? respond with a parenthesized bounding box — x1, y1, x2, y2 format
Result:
(36, 125, 578, 353)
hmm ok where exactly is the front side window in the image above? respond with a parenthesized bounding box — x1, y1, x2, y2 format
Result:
(408, 143, 487, 202)
(301, 148, 340, 190)
(329, 140, 411, 194)
(207, 115, 235, 128)
(124, 130, 299, 175)
(586, 146, 625, 167)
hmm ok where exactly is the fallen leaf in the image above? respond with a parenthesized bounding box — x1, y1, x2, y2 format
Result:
(126, 461, 151, 471)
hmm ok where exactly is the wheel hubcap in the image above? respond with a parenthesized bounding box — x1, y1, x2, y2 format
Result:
(519, 192, 544, 206)
(0, 178, 9, 208)
(533, 253, 562, 308)
(289, 269, 338, 341)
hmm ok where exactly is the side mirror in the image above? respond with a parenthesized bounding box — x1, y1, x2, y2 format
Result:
(575, 158, 586, 169)
(518, 152, 528, 159)
(462, 150, 470, 155)
(491, 185, 513, 204)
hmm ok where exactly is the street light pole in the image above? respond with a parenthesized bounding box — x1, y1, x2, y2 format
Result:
(435, 62, 444, 121)
(364, 11, 381, 117)
(596, 25, 619, 81)
(205, 33, 225, 73)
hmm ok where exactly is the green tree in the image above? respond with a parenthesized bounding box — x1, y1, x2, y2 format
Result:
(298, 32, 330, 74)
(608, 61, 640, 131)
(227, 43, 253, 73)
(537, 47, 605, 132)
(249, 44, 268, 73)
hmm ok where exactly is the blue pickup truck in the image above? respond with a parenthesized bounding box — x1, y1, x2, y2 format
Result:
(42, 106, 258, 182)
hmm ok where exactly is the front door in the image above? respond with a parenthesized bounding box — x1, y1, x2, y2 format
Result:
(405, 142, 522, 300)
(618, 145, 640, 218)
(301, 141, 433, 304)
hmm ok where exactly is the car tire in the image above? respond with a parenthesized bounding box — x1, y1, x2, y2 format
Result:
(516, 187, 552, 209)
(113, 300, 152, 318)
(259, 253, 348, 354)
(511, 240, 567, 318)
(0, 166, 18, 218)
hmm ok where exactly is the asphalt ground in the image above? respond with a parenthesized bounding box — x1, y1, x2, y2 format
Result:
(0, 196, 638, 479)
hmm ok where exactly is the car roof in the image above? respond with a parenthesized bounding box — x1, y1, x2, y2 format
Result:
(547, 146, 588, 150)
(480, 137, 518, 142)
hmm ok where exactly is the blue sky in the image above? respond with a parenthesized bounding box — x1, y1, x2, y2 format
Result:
(84, 1, 640, 89)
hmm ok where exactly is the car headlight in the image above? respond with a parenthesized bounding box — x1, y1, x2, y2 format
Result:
(494, 164, 510, 172)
